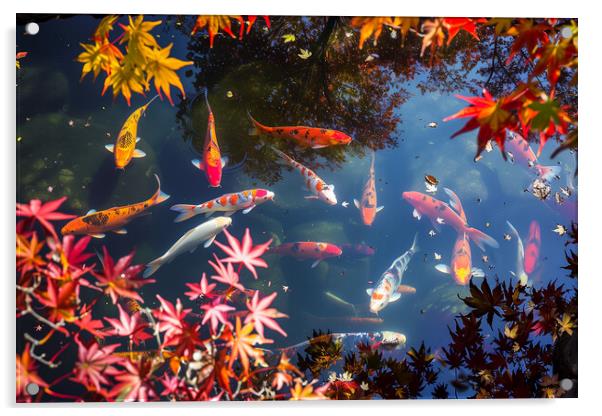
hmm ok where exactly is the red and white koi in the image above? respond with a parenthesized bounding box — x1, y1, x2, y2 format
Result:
(270, 146, 337, 205)
(191, 89, 228, 187)
(269, 241, 342, 268)
(170, 189, 275, 222)
(367, 234, 418, 314)
(505, 131, 560, 181)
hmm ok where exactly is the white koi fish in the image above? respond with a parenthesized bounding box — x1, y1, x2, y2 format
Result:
(506, 220, 529, 286)
(367, 234, 418, 313)
(143, 216, 232, 277)
(270, 146, 337, 205)
(170, 189, 274, 222)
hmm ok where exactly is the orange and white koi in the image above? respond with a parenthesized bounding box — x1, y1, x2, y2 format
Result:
(248, 112, 352, 149)
(105, 95, 158, 169)
(435, 233, 484, 285)
(270, 146, 337, 205)
(367, 234, 418, 314)
(192, 90, 228, 187)
(354, 150, 383, 226)
(505, 132, 560, 181)
(170, 189, 275, 222)
(61, 174, 169, 238)
(269, 241, 342, 268)
(402, 188, 499, 251)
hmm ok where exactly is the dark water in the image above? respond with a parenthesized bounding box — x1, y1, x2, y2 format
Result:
(17, 15, 577, 394)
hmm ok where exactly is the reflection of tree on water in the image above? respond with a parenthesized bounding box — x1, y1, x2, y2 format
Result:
(174, 16, 484, 184)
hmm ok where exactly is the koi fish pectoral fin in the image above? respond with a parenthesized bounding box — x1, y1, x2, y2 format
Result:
(86, 209, 97, 215)
(223, 211, 236, 217)
(221, 157, 228, 168)
(192, 159, 205, 171)
(133, 149, 146, 158)
(412, 208, 422, 220)
(242, 205, 256, 214)
(113, 228, 128, 235)
(366, 288, 373, 296)
(311, 259, 322, 268)
(203, 235, 217, 248)
(435, 264, 451, 274)
(304, 195, 319, 200)
(311, 144, 328, 149)
(471, 267, 485, 278)
(353, 199, 360, 209)
(376, 206, 384, 213)
(90, 233, 106, 239)
(136, 137, 141, 143)
(390, 293, 401, 302)
(104, 144, 115, 153)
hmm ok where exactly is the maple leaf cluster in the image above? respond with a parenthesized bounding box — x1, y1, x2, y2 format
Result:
(15, 198, 316, 402)
(190, 15, 271, 48)
(77, 15, 192, 105)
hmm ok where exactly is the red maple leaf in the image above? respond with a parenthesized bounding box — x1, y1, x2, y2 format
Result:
(444, 88, 526, 157)
(442, 18, 486, 44)
(16, 196, 75, 240)
(35, 278, 77, 328)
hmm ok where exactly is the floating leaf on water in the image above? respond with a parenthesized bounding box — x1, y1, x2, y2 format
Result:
(434, 252, 442, 260)
(554, 192, 565, 205)
(531, 178, 551, 200)
(553, 224, 567, 236)
(436, 217, 445, 224)
(298, 49, 312, 59)
(428, 230, 436, 237)
(426, 121, 438, 128)
(281, 34, 296, 43)
(425, 182, 438, 194)
(482, 255, 489, 263)
(485, 222, 491, 228)
(226, 90, 234, 98)
(503, 233, 511, 241)
(425, 174, 438, 185)
(485, 140, 493, 152)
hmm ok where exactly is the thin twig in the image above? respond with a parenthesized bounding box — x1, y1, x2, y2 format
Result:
(24, 333, 61, 368)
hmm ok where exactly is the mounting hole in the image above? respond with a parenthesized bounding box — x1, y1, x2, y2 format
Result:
(560, 378, 574, 391)
(25, 22, 39, 36)
(25, 382, 40, 395)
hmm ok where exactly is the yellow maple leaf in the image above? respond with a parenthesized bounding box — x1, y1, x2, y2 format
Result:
(144, 43, 192, 105)
(191, 15, 243, 48)
(504, 324, 518, 339)
(102, 60, 147, 105)
(420, 18, 446, 58)
(120, 15, 161, 62)
(94, 15, 119, 41)
(77, 40, 123, 80)
(351, 17, 419, 49)
(556, 313, 575, 336)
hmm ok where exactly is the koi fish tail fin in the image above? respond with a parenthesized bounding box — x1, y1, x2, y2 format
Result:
(443, 187, 466, 222)
(465, 227, 499, 251)
(143, 257, 164, 278)
(143, 94, 160, 113)
(536, 164, 561, 181)
(247, 111, 271, 136)
(152, 174, 170, 205)
(269, 145, 291, 164)
(170, 204, 202, 223)
(409, 233, 419, 254)
(505, 220, 520, 240)
(203, 88, 212, 113)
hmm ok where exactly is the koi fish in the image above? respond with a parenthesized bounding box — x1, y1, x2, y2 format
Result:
(506, 221, 529, 286)
(304, 313, 384, 325)
(270, 146, 337, 205)
(524, 220, 541, 274)
(367, 234, 418, 314)
(191, 89, 228, 187)
(170, 189, 274, 222)
(505, 132, 560, 181)
(269, 241, 342, 268)
(143, 216, 232, 277)
(402, 188, 499, 251)
(435, 233, 484, 285)
(247, 112, 352, 149)
(354, 150, 383, 226)
(61, 174, 169, 238)
(105, 95, 158, 169)
(340, 243, 375, 258)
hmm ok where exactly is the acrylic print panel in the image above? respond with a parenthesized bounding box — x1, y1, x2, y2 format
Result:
(16, 14, 577, 402)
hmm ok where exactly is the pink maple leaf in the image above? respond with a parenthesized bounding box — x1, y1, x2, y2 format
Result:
(72, 341, 122, 391)
(104, 304, 152, 346)
(106, 358, 156, 402)
(208, 254, 245, 291)
(245, 291, 288, 337)
(214, 228, 272, 279)
(47, 234, 94, 270)
(184, 273, 216, 301)
(16, 196, 75, 240)
(201, 300, 235, 333)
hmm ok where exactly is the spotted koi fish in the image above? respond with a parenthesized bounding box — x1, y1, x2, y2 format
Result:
(269, 241, 342, 268)
(192, 89, 228, 187)
(402, 188, 499, 251)
(270, 146, 337, 205)
(505, 131, 560, 181)
(105, 95, 158, 169)
(354, 150, 383, 226)
(170, 189, 275, 222)
(248, 112, 352, 149)
(367, 234, 418, 314)
(61, 174, 170, 238)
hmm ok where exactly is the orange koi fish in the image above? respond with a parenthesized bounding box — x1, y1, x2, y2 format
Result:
(105, 95, 158, 169)
(270, 146, 337, 205)
(192, 89, 228, 187)
(61, 175, 169, 238)
(402, 188, 499, 251)
(248, 112, 352, 149)
(170, 189, 275, 222)
(435, 233, 484, 285)
(354, 150, 383, 226)
(505, 132, 560, 181)
(269, 241, 342, 268)
(524, 220, 541, 274)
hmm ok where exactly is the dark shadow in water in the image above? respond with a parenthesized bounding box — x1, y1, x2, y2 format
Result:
(87, 155, 122, 209)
